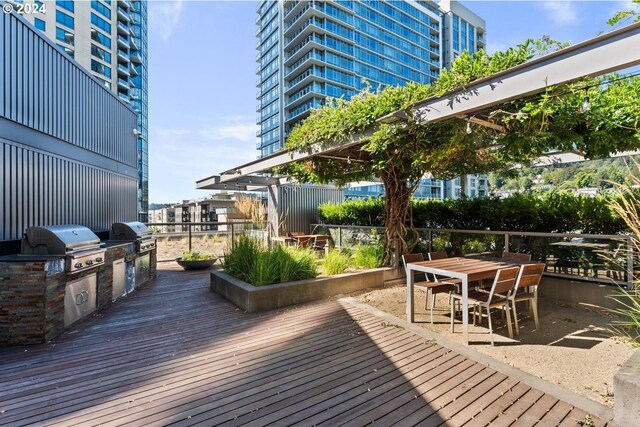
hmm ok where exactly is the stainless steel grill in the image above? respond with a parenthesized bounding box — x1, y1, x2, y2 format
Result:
(21, 225, 106, 274)
(110, 222, 156, 253)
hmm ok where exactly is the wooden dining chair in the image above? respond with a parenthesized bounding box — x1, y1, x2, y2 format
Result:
(428, 251, 448, 261)
(450, 266, 520, 345)
(503, 251, 532, 261)
(295, 236, 312, 248)
(402, 253, 457, 324)
(510, 263, 545, 334)
(311, 235, 329, 253)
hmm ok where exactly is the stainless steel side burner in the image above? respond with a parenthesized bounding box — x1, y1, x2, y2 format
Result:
(21, 225, 106, 274)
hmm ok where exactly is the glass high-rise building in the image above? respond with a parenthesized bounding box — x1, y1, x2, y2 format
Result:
(256, 0, 487, 199)
(19, 0, 149, 221)
(256, 0, 485, 157)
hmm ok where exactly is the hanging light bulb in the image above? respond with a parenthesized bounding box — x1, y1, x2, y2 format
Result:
(581, 96, 591, 113)
(466, 120, 472, 134)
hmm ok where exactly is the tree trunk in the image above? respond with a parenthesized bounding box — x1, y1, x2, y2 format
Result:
(381, 172, 414, 267)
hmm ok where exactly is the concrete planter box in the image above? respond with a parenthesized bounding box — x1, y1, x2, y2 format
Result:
(211, 267, 404, 313)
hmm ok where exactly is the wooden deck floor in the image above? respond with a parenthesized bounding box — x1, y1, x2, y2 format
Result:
(0, 264, 610, 427)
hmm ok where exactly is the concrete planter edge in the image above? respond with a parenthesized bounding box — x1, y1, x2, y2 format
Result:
(210, 267, 404, 313)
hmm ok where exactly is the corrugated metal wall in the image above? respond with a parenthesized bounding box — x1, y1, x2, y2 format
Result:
(0, 10, 137, 166)
(269, 184, 344, 235)
(0, 9, 138, 243)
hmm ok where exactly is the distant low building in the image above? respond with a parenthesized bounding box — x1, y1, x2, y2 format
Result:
(345, 175, 488, 200)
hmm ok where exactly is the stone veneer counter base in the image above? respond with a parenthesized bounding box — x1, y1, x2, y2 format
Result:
(210, 268, 404, 313)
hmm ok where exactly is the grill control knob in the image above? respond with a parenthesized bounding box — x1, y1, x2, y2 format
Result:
(86, 260, 94, 266)
(96, 257, 103, 262)
(74, 262, 83, 269)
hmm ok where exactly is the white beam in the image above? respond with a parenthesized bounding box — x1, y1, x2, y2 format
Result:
(216, 128, 374, 182)
(412, 22, 640, 123)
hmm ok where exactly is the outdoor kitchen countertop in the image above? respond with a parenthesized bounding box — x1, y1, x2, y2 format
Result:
(0, 254, 64, 262)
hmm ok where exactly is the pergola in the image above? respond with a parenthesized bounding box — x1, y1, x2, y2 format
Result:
(197, 22, 640, 194)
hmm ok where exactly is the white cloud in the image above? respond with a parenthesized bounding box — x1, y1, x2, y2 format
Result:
(149, 119, 259, 202)
(539, 1, 579, 26)
(149, 0, 185, 41)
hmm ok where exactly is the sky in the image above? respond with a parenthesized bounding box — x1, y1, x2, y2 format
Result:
(146, 0, 635, 204)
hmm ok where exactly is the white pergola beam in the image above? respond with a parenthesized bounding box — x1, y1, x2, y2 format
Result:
(412, 22, 640, 124)
(213, 129, 374, 183)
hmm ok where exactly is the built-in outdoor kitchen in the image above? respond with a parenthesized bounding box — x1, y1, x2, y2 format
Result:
(0, 222, 157, 345)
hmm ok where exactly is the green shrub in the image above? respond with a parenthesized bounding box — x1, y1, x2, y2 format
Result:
(181, 251, 214, 261)
(353, 244, 383, 269)
(223, 236, 317, 286)
(321, 249, 351, 275)
(317, 192, 625, 234)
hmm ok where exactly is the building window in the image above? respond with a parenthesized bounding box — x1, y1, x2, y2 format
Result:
(56, 44, 74, 58)
(34, 18, 45, 31)
(56, 10, 74, 29)
(56, 0, 74, 13)
(91, 30, 111, 49)
(91, 44, 111, 63)
(91, 59, 111, 78)
(56, 26, 74, 46)
(91, 0, 111, 19)
(91, 13, 111, 33)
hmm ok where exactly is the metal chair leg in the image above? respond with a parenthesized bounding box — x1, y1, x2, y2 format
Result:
(512, 302, 520, 336)
(430, 289, 436, 325)
(487, 306, 494, 346)
(450, 296, 455, 333)
(532, 298, 540, 330)
(505, 303, 514, 339)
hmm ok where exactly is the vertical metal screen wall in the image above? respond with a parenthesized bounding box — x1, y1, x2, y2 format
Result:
(0, 8, 138, 241)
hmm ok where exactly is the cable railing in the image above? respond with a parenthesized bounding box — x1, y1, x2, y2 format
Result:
(146, 221, 270, 262)
(311, 223, 637, 287)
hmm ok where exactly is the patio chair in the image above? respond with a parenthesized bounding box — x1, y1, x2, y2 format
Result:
(450, 266, 520, 345)
(503, 251, 532, 262)
(295, 236, 312, 248)
(510, 263, 545, 334)
(427, 251, 463, 293)
(311, 235, 329, 253)
(427, 251, 448, 260)
(402, 253, 457, 325)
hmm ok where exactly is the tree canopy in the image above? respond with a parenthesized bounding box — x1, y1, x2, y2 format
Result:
(279, 36, 640, 265)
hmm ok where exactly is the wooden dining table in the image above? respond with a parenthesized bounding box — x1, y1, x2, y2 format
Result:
(406, 256, 529, 344)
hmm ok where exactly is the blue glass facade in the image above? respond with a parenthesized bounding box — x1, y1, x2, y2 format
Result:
(256, 0, 487, 199)
(256, 0, 447, 158)
(131, 0, 149, 221)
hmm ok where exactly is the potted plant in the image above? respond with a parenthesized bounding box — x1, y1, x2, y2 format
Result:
(176, 251, 217, 270)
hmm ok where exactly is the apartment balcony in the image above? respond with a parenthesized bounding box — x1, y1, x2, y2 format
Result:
(130, 52, 142, 64)
(117, 35, 129, 49)
(117, 49, 129, 61)
(117, 92, 130, 103)
(130, 37, 139, 51)
(283, 34, 324, 67)
(117, 7, 131, 22)
(117, 64, 130, 76)
(117, 0, 128, 7)
(284, 50, 324, 79)
(283, 0, 308, 20)
(117, 21, 130, 35)
(283, 3, 316, 37)
(129, 64, 139, 76)
(284, 69, 324, 96)
(117, 78, 129, 89)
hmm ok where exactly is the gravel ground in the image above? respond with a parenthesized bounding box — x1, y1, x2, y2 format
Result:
(352, 285, 634, 407)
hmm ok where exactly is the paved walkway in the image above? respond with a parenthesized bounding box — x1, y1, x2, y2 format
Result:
(0, 264, 610, 426)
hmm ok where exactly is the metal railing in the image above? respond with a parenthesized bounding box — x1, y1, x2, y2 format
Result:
(146, 221, 270, 262)
(311, 224, 637, 287)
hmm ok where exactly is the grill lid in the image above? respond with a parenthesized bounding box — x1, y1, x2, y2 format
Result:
(110, 221, 151, 241)
(22, 225, 102, 255)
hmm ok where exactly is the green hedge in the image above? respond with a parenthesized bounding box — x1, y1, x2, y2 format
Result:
(318, 193, 626, 234)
